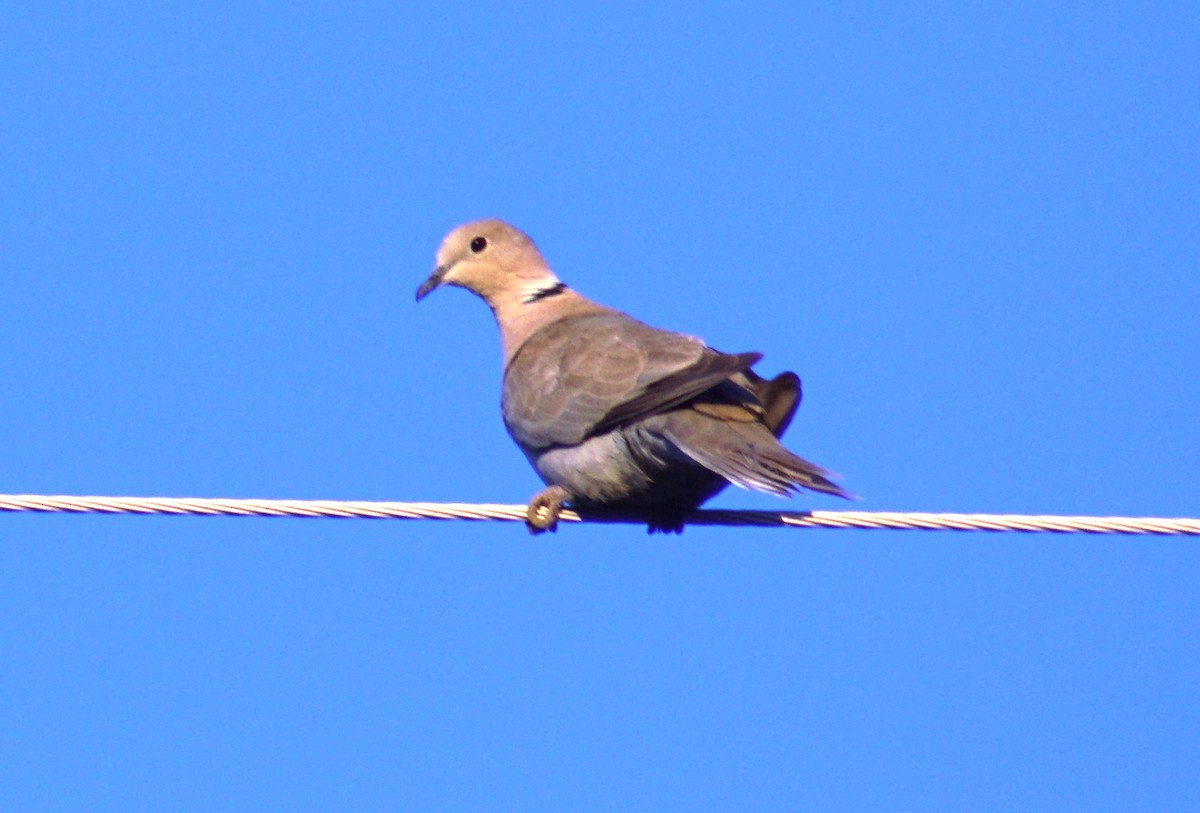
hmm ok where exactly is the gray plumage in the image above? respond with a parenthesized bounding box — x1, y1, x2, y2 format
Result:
(416, 219, 851, 533)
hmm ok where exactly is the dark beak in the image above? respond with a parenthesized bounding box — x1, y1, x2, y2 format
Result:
(415, 264, 449, 302)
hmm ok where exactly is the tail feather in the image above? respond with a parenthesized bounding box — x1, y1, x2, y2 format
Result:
(752, 445, 850, 499)
(663, 414, 852, 500)
(702, 447, 794, 496)
(743, 369, 802, 437)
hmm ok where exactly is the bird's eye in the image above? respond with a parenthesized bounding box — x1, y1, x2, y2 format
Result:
(470, 237, 487, 253)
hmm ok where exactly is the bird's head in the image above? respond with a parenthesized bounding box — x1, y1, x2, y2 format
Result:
(416, 219, 562, 309)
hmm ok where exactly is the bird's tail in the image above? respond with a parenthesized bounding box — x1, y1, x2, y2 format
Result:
(663, 414, 853, 500)
(744, 369, 802, 437)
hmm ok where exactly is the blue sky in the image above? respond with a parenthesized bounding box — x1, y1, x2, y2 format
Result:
(2, 2, 1198, 809)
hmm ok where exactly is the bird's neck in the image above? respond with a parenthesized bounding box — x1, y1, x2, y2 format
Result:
(494, 286, 613, 366)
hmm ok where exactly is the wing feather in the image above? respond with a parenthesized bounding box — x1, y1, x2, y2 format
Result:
(503, 312, 760, 449)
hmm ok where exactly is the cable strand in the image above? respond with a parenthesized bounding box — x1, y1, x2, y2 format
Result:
(0, 495, 1197, 534)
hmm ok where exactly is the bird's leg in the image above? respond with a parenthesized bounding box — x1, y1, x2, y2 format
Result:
(526, 485, 573, 534)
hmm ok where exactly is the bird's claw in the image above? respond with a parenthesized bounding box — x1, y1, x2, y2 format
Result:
(645, 513, 687, 534)
(526, 486, 572, 535)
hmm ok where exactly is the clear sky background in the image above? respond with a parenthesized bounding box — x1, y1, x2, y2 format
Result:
(2, 3, 1198, 810)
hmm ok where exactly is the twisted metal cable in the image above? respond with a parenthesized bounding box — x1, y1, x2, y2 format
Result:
(0, 494, 1197, 534)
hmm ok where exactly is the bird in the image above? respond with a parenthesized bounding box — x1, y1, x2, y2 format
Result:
(415, 219, 851, 533)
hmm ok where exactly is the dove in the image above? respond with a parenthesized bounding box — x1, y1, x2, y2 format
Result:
(415, 219, 851, 533)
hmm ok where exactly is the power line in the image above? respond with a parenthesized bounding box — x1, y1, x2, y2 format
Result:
(1, 494, 1197, 534)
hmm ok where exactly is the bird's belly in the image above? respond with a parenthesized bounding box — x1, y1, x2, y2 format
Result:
(526, 423, 724, 508)
(526, 428, 667, 503)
